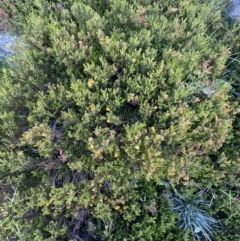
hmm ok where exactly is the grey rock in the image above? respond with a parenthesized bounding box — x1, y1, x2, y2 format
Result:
(0, 32, 16, 59)
(226, 0, 240, 22)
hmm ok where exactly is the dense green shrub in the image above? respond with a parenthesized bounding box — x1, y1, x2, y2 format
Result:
(0, 57, 5, 75)
(1, 0, 240, 240)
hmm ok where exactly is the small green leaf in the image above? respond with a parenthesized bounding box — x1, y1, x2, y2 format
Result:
(18, 115, 26, 119)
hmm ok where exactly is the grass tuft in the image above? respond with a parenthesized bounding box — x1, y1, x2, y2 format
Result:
(169, 187, 219, 241)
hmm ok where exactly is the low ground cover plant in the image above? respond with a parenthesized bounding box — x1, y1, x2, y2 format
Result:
(1, 0, 240, 240)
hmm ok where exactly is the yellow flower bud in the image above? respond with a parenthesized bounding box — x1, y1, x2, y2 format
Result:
(46, 199, 53, 206)
(132, 58, 136, 63)
(88, 78, 94, 88)
(115, 205, 121, 210)
(27, 115, 33, 121)
(2, 68, 7, 74)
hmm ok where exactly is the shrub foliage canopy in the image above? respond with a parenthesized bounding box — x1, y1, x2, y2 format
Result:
(1, 0, 240, 240)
